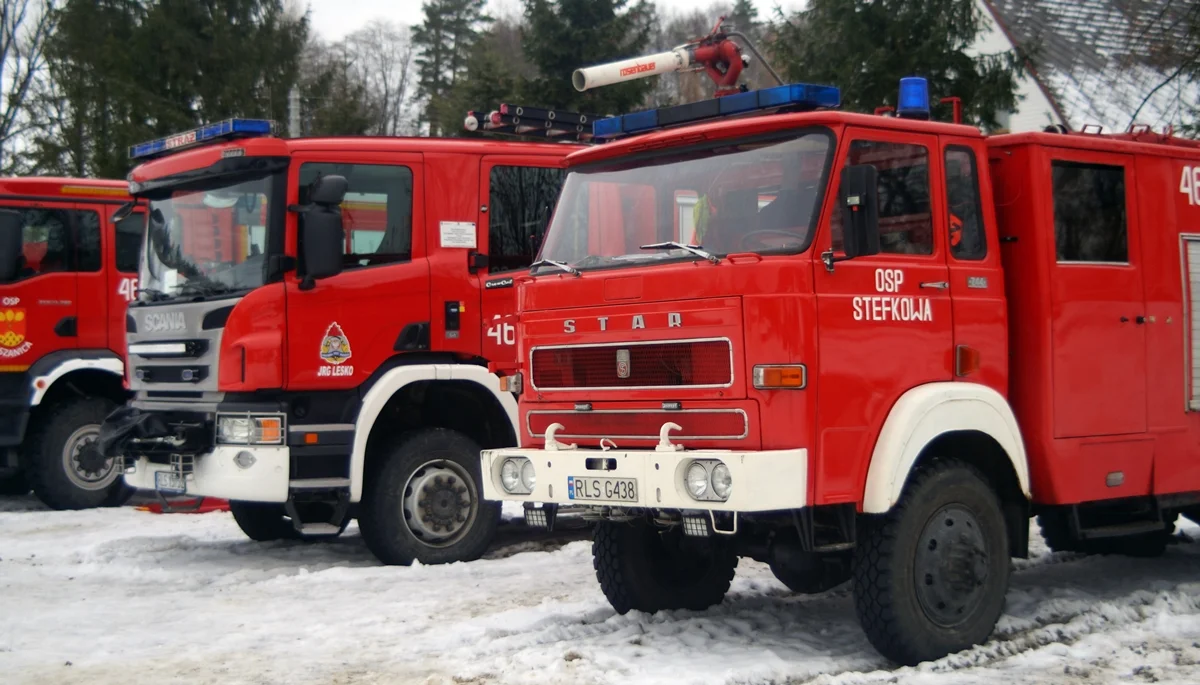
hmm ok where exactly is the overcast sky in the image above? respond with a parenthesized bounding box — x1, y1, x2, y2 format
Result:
(307, 0, 804, 41)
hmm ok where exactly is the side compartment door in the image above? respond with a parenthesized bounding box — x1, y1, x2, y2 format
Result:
(1045, 149, 1146, 438)
(108, 210, 145, 353)
(477, 157, 566, 364)
(0, 203, 80, 369)
(284, 154, 430, 390)
(811, 129, 954, 504)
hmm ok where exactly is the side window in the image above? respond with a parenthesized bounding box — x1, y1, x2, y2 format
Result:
(115, 213, 144, 273)
(9, 207, 71, 280)
(74, 210, 101, 272)
(488, 165, 565, 273)
(1051, 161, 1128, 263)
(831, 140, 933, 255)
(299, 163, 413, 270)
(945, 146, 986, 260)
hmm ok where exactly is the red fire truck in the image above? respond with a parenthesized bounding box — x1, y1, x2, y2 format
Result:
(101, 120, 575, 565)
(0, 177, 144, 509)
(478, 32, 1200, 664)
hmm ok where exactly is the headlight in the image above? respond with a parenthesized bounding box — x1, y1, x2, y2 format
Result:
(686, 462, 709, 499)
(215, 414, 285, 445)
(500, 459, 522, 493)
(711, 463, 732, 500)
(520, 459, 536, 491)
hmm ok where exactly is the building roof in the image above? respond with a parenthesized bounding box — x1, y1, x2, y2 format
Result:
(984, 0, 1197, 132)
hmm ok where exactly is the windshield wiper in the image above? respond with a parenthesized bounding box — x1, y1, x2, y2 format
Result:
(639, 241, 720, 264)
(174, 281, 231, 298)
(529, 258, 581, 278)
(135, 287, 170, 302)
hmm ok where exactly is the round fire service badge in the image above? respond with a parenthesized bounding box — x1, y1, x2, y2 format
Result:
(318, 322, 354, 377)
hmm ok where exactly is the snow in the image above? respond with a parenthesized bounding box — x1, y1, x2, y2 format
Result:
(4, 497, 1200, 684)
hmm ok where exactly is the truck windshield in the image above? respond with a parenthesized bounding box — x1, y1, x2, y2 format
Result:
(140, 173, 273, 299)
(536, 129, 833, 273)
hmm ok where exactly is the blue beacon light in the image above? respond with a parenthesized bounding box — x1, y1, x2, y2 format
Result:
(896, 77, 931, 120)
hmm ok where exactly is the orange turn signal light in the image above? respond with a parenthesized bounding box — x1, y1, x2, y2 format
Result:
(255, 417, 283, 444)
(752, 364, 807, 389)
(955, 345, 981, 377)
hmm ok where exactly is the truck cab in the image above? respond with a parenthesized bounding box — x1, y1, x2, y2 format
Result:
(0, 177, 142, 508)
(480, 81, 1200, 664)
(103, 121, 576, 565)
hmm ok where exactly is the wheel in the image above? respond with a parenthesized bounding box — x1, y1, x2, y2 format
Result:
(0, 468, 29, 495)
(853, 460, 1010, 666)
(593, 520, 737, 614)
(229, 500, 349, 542)
(769, 550, 851, 594)
(23, 398, 126, 510)
(1040, 509, 1174, 557)
(358, 428, 500, 566)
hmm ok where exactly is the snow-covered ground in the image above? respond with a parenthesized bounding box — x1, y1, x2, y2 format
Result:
(4, 497, 1200, 685)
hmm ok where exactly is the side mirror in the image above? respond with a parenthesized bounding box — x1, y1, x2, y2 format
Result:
(300, 207, 344, 288)
(839, 164, 881, 259)
(309, 174, 348, 207)
(0, 209, 24, 283)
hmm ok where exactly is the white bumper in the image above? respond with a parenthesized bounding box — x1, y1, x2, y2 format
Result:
(480, 446, 808, 512)
(122, 446, 291, 503)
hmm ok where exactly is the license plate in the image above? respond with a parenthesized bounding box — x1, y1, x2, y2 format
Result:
(155, 471, 186, 494)
(568, 476, 638, 502)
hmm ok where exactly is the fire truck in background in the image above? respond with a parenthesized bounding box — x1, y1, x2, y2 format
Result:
(479, 22, 1200, 665)
(101, 121, 576, 564)
(0, 178, 143, 509)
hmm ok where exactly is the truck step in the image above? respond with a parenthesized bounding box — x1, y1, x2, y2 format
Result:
(297, 523, 343, 536)
(289, 478, 350, 490)
(1078, 520, 1164, 539)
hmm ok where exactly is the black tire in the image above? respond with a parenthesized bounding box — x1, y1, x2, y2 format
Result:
(229, 501, 297, 542)
(23, 398, 125, 510)
(593, 520, 737, 614)
(358, 428, 500, 566)
(0, 468, 29, 495)
(853, 460, 1010, 666)
(1039, 510, 1174, 558)
(769, 550, 852, 594)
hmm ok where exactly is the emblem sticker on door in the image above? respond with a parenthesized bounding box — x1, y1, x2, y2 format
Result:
(0, 306, 30, 358)
(318, 322, 354, 377)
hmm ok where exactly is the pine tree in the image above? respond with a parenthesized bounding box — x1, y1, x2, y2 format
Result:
(412, 0, 490, 135)
(769, 0, 1022, 128)
(520, 0, 657, 116)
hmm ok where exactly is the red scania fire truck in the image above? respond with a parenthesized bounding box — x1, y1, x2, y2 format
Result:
(101, 120, 575, 565)
(0, 177, 143, 509)
(479, 27, 1200, 665)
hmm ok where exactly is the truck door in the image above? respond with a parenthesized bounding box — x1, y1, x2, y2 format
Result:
(477, 158, 566, 365)
(0, 203, 80, 369)
(812, 129, 954, 503)
(1044, 149, 1146, 437)
(71, 204, 107, 350)
(285, 154, 431, 390)
(108, 211, 145, 352)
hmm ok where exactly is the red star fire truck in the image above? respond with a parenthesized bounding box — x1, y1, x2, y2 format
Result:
(479, 25, 1200, 665)
(0, 177, 143, 509)
(100, 120, 576, 565)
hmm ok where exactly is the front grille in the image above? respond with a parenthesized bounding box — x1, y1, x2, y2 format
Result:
(528, 409, 748, 440)
(531, 339, 732, 390)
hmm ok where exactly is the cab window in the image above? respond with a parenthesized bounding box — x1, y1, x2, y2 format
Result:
(299, 163, 413, 270)
(75, 210, 101, 272)
(945, 146, 986, 260)
(1051, 161, 1127, 263)
(115, 213, 144, 273)
(488, 165, 565, 273)
(9, 207, 71, 280)
(832, 140, 933, 255)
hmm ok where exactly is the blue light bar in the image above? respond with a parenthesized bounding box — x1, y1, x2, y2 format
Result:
(129, 118, 274, 160)
(897, 77, 930, 119)
(591, 82, 841, 140)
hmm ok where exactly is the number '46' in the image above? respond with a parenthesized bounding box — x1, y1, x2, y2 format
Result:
(487, 322, 516, 346)
(118, 277, 138, 302)
(1182, 166, 1200, 206)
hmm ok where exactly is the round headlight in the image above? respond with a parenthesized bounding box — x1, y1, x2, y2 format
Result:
(500, 459, 522, 493)
(711, 463, 732, 500)
(520, 459, 536, 491)
(685, 462, 709, 499)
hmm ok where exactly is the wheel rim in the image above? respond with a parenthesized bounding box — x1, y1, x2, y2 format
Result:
(914, 503, 991, 628)
(62, 424, 117, 491)
(401, 459, 478, 548)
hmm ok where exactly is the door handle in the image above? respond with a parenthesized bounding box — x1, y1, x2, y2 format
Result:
(919, 281, 949, 290)
(1136, 315, 1146, 325)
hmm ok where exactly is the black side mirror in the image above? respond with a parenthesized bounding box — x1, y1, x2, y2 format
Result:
(839, 164, 881, 259)
(0, 209, 24, 283)
(309, 175, 348, 207)
(300, 208, 344, 289)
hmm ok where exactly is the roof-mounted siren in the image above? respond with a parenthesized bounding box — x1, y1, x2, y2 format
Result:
(128, 118, 275, 161)
(896, 77, 931, 120)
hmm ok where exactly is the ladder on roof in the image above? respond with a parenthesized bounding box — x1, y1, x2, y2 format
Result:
(464, 104, 599, 143)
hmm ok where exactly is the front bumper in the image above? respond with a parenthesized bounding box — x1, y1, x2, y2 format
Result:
(123, 445, 291, 502)
(480, 446, 808, 512)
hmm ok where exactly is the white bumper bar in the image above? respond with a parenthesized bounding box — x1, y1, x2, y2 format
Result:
(122, 446, 291, 503)
(480, 446, 808, 512)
